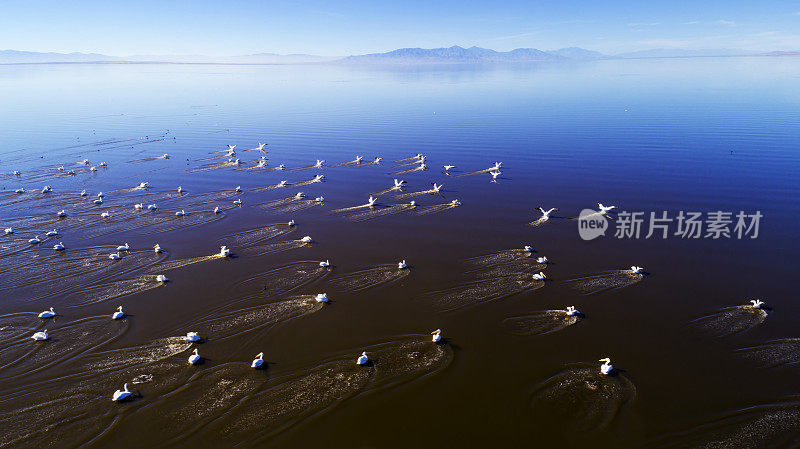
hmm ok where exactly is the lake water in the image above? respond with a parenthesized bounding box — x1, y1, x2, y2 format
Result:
(1, 57, 799, 448)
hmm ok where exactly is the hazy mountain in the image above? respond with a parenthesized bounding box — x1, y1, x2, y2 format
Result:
(342, 45, 567, 63)
(547, 47, 606, 59)
(0, 50, 120, 63)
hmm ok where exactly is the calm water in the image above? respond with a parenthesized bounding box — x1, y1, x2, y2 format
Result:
(1, 57, 799, 448)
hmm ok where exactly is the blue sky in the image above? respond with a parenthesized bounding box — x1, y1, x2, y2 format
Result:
(2, 0, 799, 55)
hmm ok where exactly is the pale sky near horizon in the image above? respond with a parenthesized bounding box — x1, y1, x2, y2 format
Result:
(2, 0, 799, 56)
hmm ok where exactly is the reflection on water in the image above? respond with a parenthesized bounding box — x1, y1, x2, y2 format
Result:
(0, 57, 799, 447)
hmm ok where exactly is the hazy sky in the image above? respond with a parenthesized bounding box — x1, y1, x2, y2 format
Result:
(2, 0, 799, 56)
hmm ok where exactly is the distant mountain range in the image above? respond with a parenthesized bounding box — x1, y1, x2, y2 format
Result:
(1, 46, 797, 65)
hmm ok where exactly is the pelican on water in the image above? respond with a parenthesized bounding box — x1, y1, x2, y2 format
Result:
(155, 274, 167, 283)
(319, 260, 330, 268)
(277, 180, 288, 188)
(315, 293, 329, 303)
(13, 170, 20, 175)
(235, 186, 242, 192)
(188, 348, 201, 365)
(93, 198, 103, 205)
(536, 256, 548, 264)
(218, 246, 231, 257)
(175, 210, 186, 216)
(451, 199, 461, 206)
(99, 161, 107, 167)
(153, 244, 162, 253)
(81, 159, 90, 165)
(489, 170, 501, 182)
(57, 210, 67, 218)
(184, 332, 201, 342)
(597, 203, 617, 214)
(134, 203, 144, 210)
(288, 219, 296, 226)
(14, 188, 24, 194)
(398, 260, 408, 269)
(227, 144, 237, 151)
(116, 243, 130, 251)
(42, 185, 52, 193)
(38, 307, 55, 318)
(278, 164, 286, 170)
(108, 252, 121, 260)
(147, 204, 158, 210)
(315, 196, 324, 202)
(112, 383, 133, 402)
(599, 358, 613, 375)
(80, 190, 88, 196)
(431, 329, 442, 343)
(251, 352, 264, 368)
(355, 155, 364, 164)
(538, 207, 557, 221)
(46, 229, 58, 236)
(3, 227, 12, 234)
(532, 272, 546, 281)
(432, 183, 442, 193)
(565, 306, 580, 316)
(394, 179, 406, 189)
(629, 266, 644, 274)
(112, 306, 125, 320)
(138, 182, 149, 189)
(53, 242, 65, 251)
(315, 159, 325, 168)
(28, 236, 41, 244)
(233, 199, 242, 205)
(177, 186, 183, 194)
(31, 329, 49, 341)
(749, 299, 766, 309)
(299, 236, 313, 243)
(314, 174, 324, 182)
(294, 192, 305, 199)
(162, 153, 170, 159)
(493, 162, 503, 170)
(443, 165, 455, 173)
(367, 196, 377, 207)
(356, 351, 369, 365)
(523, 245, 533, 252)
(90, 166, 97, 172)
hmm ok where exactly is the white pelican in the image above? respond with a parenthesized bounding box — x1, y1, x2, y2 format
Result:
(409, 200, 417, 207)
(300, 236, 313, 243)
(183, 332, 200, 342)
(565, 306, 580, 316)
(597, 203, 617, 214)
(493, 162, 503, 170)
(188, 348, 201, 365)
(147, 204, 157, 210)
(314, 174, 324, 182)
(374, 157, 382, 164)
(432, 183, 442, 193)
(315, 196, 324, 202)
(162, 153, 170, 159)
(356, 351, 369, 365)
(90, 166, 97, 172)
(3, 227, 12, 235)
(288, 219, 296, 226)
(218, 246, 231, 257)
(53, 242, 65, 251)
(394, 179, 406, 188)
(630, 266, 644, 274)
(155, 274, 167, 283)
(112, 383, 132, 402)
(315, 293, 329, 303)
(523, 245, 533, 252)
(451, 199, 461, 206)
(419, 163, 428, 170)
(80, 190, 87, 196)
(134, 203, 144, 210)
(177, 186, 183, 194)
(138, 182, 149, 189)
(154, 244, 162, 253)
(38, 307, 55, 318)
(12, 170, 20, 175)
(532, 272, 546, 281)
(99, 161, 107, 167)
(81, 159, 90, 165)
(116, 243, 130, 252)
(431, 329, 442, 343)
(213, 206, 221, 214)
(251, 352, 264, 368)
(108, 252, 121, 260)
(489, 170, 501, 182)
(233, 199, 242, 205)
(112, 306, 125, 320)
(315, 159, 325, 168)
(538, 207, 557, 220)
(398, 260, 408, 269)
(42, 186, 52, 193)
(57, 210, 67, 218)
(749, 299, 766, 309)
(319, 260, 330, 268)
(294, 192, 305, 199)
(256, 143, 266, 152)
(66, 170, 75, 176)
(443, 165, 455, 172)
(31, 329, 48, 341)
(28, 236, 41, 244)
(235, 186, 242, 192)
(175, 210, 186, 216)
(97, 192, 104, 198)
(227, 144, 236, 151)
(599, 358, 613, 375)
(93, 198, 103, 205)
(536, 256, 548, 264)
(355, 155, 364, 164)
(415, 153, 424, 159)
(278, 180, 288, 187)
(367, 196, 376, 207)
(58, 166, 65, 171)
(14, 188, 24, 194)
(278, 164, 286, 170)
(46, 229, 58, 237)
(256, 160, 267, 167)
